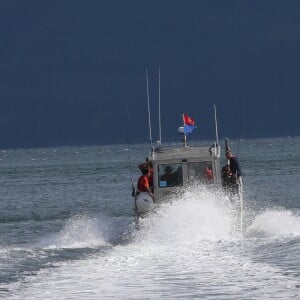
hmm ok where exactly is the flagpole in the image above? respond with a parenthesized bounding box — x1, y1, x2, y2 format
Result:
(182, 114, 187, 147)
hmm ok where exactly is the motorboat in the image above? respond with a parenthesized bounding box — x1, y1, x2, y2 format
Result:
(133, 70, 243, 230)
(134, 136, 244, 232)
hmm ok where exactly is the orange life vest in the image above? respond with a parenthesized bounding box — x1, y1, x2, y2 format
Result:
(137, 175, 150, 192)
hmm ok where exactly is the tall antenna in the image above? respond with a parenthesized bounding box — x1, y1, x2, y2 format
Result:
(146, 69, 153, 149)
(125, 108, 135, 197)
(158, 68, 162, 145)
(214, 104, 219, 146)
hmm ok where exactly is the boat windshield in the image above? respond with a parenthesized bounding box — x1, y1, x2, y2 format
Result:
(188, 161, 213, 183)
(158, 163, 183, 188)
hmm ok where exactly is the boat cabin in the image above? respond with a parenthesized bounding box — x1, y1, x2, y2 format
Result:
(148, 144, 221, 203)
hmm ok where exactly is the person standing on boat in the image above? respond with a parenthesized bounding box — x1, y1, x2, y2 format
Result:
(138, 161, 153, 191)
(226, 150, 242, 180)
(222, 150, 242, 194)
(137, 167, 154, 198)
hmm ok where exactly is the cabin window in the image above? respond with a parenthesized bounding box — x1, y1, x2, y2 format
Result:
(158, 163, 183, 188)
(187, 161, 213, 183)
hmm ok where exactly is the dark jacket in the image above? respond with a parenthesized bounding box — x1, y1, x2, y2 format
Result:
(229, 156, 242, 177)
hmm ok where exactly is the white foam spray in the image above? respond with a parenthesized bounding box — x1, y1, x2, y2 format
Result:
(246, 209, 300, 238)
(6, 188, 300, 300)
(134, 185, 241, 246)
(43, 215, 111, 249)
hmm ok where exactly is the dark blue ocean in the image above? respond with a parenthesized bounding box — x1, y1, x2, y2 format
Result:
(0, 137, 300, 299)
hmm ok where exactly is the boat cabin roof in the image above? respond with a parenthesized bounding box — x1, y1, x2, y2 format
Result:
(149, 146, 215, 162)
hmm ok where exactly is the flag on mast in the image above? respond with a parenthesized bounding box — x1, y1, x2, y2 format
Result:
(183, 114, 196, 134)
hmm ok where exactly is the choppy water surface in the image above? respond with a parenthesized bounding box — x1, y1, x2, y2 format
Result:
(0, 137, 300, 299)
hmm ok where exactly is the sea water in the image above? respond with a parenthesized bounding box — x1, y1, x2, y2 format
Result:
(0, 137, 299, 299)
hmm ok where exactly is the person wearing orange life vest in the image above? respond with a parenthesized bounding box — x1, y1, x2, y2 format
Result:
(204, 166, 213, 180)
(138, 161, 153, 191)
(137, 167, 153, 198)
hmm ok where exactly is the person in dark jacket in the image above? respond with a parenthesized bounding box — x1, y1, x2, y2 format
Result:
(222, 150, 242, 194)
(226, 150, 242, 179)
